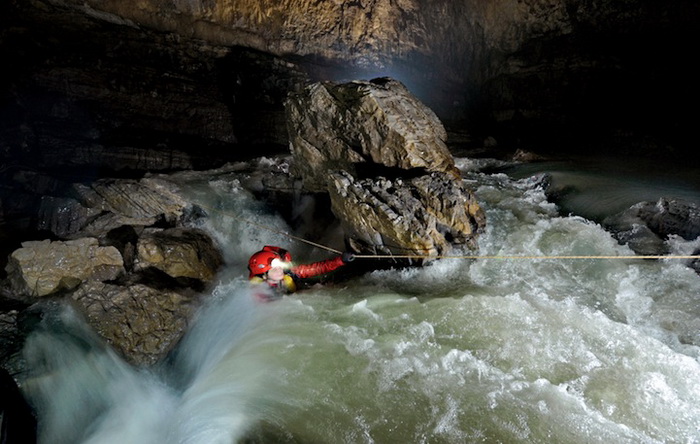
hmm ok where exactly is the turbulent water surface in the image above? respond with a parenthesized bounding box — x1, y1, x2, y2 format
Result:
(20, 155, 700, 443)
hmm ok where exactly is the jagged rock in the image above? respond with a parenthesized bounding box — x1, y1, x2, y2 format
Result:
(603, 198, 700, 257)
(70, 280, 199, 366)
(73, 177, 189, 223)
(635, 198, 700, 241)
(34, 176, 194, 240)
(71, 213, 155, 240)
(328, 171, 485, 258)
(285, 77, 458, 192)
(135, 228, 223, 282)
(36, 196, 102, 238)
(5, 238, 124, 299)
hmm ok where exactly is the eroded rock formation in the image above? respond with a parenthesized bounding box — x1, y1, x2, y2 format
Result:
(1, 175, 223, 367)
(329, 171, 485, 257)
(285, 77, 458, 192)
(286, 78, 485, 258)
(71, 280, 200, 366)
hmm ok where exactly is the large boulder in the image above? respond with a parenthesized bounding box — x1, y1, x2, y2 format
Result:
(328, 171, 485, 258)
(135, 228, 224, 282)
(70, 280, 199, 366)
(285, 77, 485, 258)
(285, 77, 459, 192)
(5, 238, 124, 299)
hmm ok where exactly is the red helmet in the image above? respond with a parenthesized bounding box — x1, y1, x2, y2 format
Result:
(248, 246, 292, 278)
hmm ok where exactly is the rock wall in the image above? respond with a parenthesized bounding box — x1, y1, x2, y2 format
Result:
(3, 0, 696, 172)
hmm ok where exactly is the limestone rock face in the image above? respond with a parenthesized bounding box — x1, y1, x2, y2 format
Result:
(4, 0, 695, 172)
(328, 171, 485, 258)
(36, 177, 192, 240)
(71, 280, 199, 366)
(135, 228, 224, 281)
(5, 238, 124, 298)
(76, 177, 189, 223)
(286, 78, 458, 192)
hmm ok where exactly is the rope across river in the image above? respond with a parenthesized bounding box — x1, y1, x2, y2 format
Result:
(198, 202, 699, 261)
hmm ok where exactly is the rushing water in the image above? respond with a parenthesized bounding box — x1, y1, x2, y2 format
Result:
(19, 156, 700, 443)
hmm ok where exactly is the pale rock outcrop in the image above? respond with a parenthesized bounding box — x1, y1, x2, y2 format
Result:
(328, 171, 485, 258)
(5, 238, 124, 298)
(285, 77, 485, 258)
(285, 77, 458, 192)
(135, 227, 223, 281)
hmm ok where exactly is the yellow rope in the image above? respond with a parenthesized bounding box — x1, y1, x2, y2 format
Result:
(354, 254, 699, 260)
(196, 203, 698, 261)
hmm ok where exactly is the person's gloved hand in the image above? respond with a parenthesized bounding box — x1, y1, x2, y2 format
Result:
(342, 252, 355, 263)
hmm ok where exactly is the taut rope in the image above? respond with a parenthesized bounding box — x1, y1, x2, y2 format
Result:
(353, 254, 699, 260)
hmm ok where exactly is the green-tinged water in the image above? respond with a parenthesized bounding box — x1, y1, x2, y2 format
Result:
(20, 157, 700, 443)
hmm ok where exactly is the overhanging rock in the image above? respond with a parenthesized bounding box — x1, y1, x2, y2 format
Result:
(285, 77, 459, 193)
(285, 77, 485, 258)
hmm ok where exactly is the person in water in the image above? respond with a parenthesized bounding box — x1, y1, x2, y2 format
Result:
(248, 245, 354, 297)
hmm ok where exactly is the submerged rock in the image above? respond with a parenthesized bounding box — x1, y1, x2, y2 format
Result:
(634, 198, 700, 241)
(604, 197, 700, 257)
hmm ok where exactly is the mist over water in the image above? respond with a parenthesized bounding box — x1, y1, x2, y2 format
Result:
(20, 156, 700, 443)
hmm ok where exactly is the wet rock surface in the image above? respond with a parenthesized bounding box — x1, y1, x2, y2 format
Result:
(5, 238, 124, 299)
(135, 228, 224, 282)
(604, 198, 700, 257)
(0, 174, 223, 369)
(329, 171, 485, 259)
(70, 280, 200, 367)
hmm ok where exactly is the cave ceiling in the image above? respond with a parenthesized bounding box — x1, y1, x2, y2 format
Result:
(1, 0, 698, 173)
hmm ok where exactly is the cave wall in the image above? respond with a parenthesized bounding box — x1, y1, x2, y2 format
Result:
(1, 0, 698, 174)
